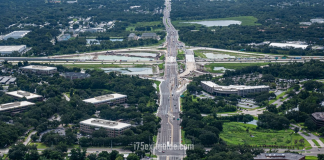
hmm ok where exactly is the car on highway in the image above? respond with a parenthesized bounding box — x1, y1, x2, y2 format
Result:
(162, 151, 165, 153)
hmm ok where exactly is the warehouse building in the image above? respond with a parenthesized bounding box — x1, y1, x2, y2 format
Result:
(21, 65, 57, 74)
(254, 153, 305, 160)
(0, 45, 27, 54)
(141, 33, 158, 40)
(269, 43, 308, 49)
(61, 72, 90, 80)
(0, 101, 35, 113)
(3, 31, 30, 40)
(6, 90, 42, 101)
(201, 81, 269, 96)
(80, 118, 131, 137)
(311, 112, 324, 127)
(83, 94, 127, 106)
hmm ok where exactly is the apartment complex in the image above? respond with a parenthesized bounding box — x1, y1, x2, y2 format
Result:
(83, 93, 127, 106)
(311, 112, 324, 127)
(21, 65, 57, 75)
(80, 118, 131, 137)
(0, 101, 35, 113)
(201, 81, 270, 96)
(6, 90, 42, 101)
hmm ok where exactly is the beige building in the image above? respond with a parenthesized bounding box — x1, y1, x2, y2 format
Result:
(6, 90, 43, 101)
(83, 93, 127, 106)
(80, 118, 131, 137)
(201, 81, 269, 96)
(0, 101, 35, 113)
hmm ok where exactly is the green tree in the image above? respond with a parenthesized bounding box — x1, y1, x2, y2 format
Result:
(127, 153, 140, 160)
(294, 127, 299, 133)
(8, 143, 28, 160)
(70, 148, 87, 160)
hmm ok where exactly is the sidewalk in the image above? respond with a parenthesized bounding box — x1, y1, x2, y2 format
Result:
(291, 124, 324, 148)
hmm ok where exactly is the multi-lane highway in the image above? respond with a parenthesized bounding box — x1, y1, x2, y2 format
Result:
(156, 0, 187, 159)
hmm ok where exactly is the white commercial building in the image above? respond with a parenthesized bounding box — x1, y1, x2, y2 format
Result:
(201, 81, 269, 96)
(3, 31, 30, 40)
(21, 65, 57, 74)
(80, 118, 131, 137)
(0, 101, 35, 113)
(0, 45, 27, 54)
(269, 43, 308, 49)
(6, 90, 42, 101)
(83, 93, 127, 106)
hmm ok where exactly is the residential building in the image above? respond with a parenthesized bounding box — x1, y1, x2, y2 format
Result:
(201, 81, 269, 96)
(80, 118, 131, 137)
(21, 65, 57, 75)
(0, 45, 27, 54)
(311, 112, 324, 127)
(128, 33, 137, 41)
(83, 93, 127, 106)
(0, 101, 35, 113)
(61, 72, 90, 80)
(6, 90, 43, 101)
(84, 28, 105, 33)
(141, 33, 158, 40)
(3, 31, 30, 40)
(254, 153, 305, 160)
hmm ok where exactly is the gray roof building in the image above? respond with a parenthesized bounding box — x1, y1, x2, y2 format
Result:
(128, 33, 137, 41)
(311, 112, 324, 127)
(3, 31, 30, 40)
(254, 153, 305, 160)
(61, 72, 90, 80)
(141, 33, 158, 40)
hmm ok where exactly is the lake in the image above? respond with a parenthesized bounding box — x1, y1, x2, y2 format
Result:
(183, 20, 242, 27)
(240, 120, 258, 126)
(213, 67, 234, 72)
(204, 53, 235, 59)
(101, 68, 153, 75)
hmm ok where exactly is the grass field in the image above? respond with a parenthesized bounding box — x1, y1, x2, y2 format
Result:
(29, 142, 48, 149)
(312, 139, 321, 148)
(320, 137, 324, 144)
(62, 64, 122, 69)
(193, 50, 207, 58)
(220, 122, 311, 149)
(204, 63, 268, 73)
(126, 21, 163, 31)
(173, 16, 261, 27)
(154, 80, 161, 92)
(306, 156, 318, 160)
(181, 130, 192, 144)
(158, 63, 164, 70)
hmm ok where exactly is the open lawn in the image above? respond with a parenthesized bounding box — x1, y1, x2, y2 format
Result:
(154, 80, 161, 92)
(306, 156, 318, 160)
(29, 143, 48, 149)
(220, 122, 311, 149)
(312, 139, 321, 148)
(193, 50, 207, 58)
(177, 50, 185, 60)
(126, 21, 163, 31)
(181, 130, 192, 145)
(204, 63, 269, 73)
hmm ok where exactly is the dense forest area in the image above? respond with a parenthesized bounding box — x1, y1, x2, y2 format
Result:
(172, 0, 324, 55)
(224, 60, 324, 79)
(0, 62, 159, 149)
(0, 0, 163, 33)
